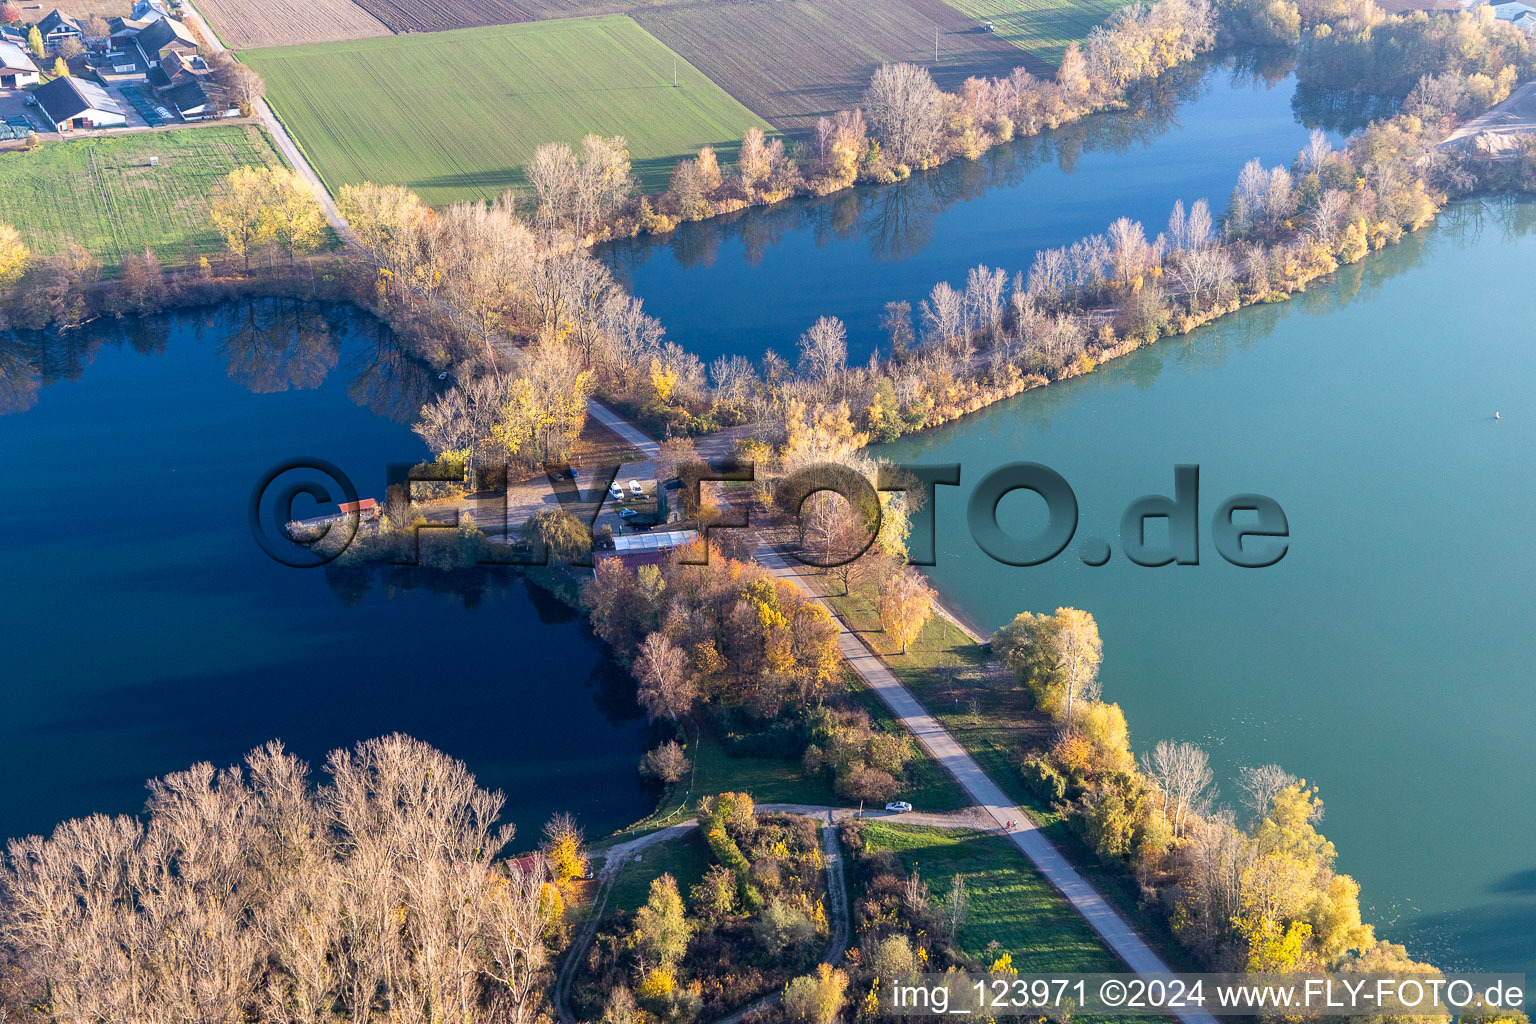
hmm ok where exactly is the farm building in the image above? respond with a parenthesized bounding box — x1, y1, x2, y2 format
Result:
(149, 51, 233, 119)
(36, 9, 85, 50)
(33, 76, 128, 130)
(134, 16, 198, 69)
(132, 0, 171, 20)
(0, 26, 24, 46)
(0, 41, 41, 88)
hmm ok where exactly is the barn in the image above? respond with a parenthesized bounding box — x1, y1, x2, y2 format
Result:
(0, 41, 41, 88)
(33, 76, 128, 130)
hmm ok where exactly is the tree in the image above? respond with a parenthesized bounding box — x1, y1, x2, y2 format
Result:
(27, 25, 43, 59)
(262, 169, 327, 262)
(799, 490, 869, 593)
(483, 856, 557, 1024)
(798, 314, 847, 387)
(541, 813, 588, 893)
(521, 508, 590, 565)
(881, 299, 915, 360)
(864, 62, 943, 167)
(1237, 763, 1297, 823)
(0, 222, 27, 289)
(878, 566, 935, 655)
(942, 872, 968, 941)
(633, 633, 695, 722)
(992, 607, 1102, 724)
(210, 166, 274, 270)
(1144, 739, 1213, 838)
(689, 865, 737, 921)
(51, 56, 68, 78)
(633, 873, 690, 966)
(2, 1, 25, 23)
(783, 965, 849, 1024)
(640, 740, 690, 784)
(82, 14, 109, 47)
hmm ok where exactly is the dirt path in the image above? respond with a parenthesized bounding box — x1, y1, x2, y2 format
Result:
(1441, 81, 1536, 154)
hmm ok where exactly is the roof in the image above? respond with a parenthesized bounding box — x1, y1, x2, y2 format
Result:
(37, 9, 83, 35)
(1373, 0, 1461, 10)
(0, 40, 39, 74)
(136, 16, 196, 54)
(0, 26, 24, 43)
(612, 529, 700, 553)
(164, 78, 208, 112)
(34, 75, 124, 122)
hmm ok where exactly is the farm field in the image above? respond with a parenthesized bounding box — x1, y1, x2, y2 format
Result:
(199, 0, 391, 50)
(634, 0, 1035, 138)
(0, 125, 284, 271)
(243, 16, 773, 204)
(942, 0, 1133, 65)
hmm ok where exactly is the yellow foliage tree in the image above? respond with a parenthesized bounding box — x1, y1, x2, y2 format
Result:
(0, 223, 28, 289)
(878, 566, 935, 655)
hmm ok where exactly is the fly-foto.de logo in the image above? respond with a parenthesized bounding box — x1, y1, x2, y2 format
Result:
(249, 459, 1288, 569)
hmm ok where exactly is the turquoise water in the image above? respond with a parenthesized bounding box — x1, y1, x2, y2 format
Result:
(875, 200, 1536, 975)
(0, 300, 653, 845)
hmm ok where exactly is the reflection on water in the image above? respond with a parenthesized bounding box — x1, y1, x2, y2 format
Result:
(599, 49, 1380, 365)
(0, 299, 441, 424)
(0, 299, 653, 844)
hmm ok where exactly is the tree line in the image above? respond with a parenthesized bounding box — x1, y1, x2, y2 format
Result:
(0, 735, 587, 1024)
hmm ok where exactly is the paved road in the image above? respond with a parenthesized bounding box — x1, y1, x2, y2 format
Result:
(754, 545, 1220, 1024)
(178, 0, 353, 240)
(587, 400, 659, 459)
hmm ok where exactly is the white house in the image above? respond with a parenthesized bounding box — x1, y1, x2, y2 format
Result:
(33, 76, 127, 130)
(35, 9, 84, 50)
(0, 41, 41, 88)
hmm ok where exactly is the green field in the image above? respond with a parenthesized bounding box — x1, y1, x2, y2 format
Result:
(606, 830, 713, 915)
(0, 126, 284, 271)
(941, 0, 1133, 65)
(243, 16, 774, 205)
(862, 823, 1121, 972)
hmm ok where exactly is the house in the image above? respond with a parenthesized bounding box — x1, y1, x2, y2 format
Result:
(148, 50, 229, 119)
(131, 0, 170, 21)
(1515, 8, 1536, 29)
(1491, 0, 1536, 18)
(0, 41, 41, 88)
(33, 75, 127, 129)
(0, 26, 25, 46)
(133, 15, 196, 69)
(35, 9, 84, 50)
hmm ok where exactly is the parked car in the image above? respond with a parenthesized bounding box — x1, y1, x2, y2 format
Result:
(628, 479, 644, 498)
(608, 483, 624, 501)
(884, 801, 913, 813)
(618, 508, 638, 519)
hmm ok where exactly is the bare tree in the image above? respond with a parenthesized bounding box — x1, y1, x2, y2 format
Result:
(1237, 763, 1297, 823)
(634, 633, 695, 722)
(798, 315, 847, 389)
(864, 62, 944, 167)
(1144, 739, 1214, 838)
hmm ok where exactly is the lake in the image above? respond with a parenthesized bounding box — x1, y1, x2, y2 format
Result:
(0, 300, 654, 846)
(600, 50, 1347, 365)
(875, 198, 1536, 975)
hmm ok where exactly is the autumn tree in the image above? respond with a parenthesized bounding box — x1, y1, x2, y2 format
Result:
(634, 632, 696, 722)
(797, 314, 848, 388)
(633, 873, 691, 966)
(878, 566, 935, 655)
(1, 1, 25, 23)
(865, 62, 944, 167)
(522, 507, 591, 565)
(1144, 739, 1213, 838)
(541, 812, 588, 895)
(51, 56, 68, 78)
(783, 965, 849, 1024)
(27, 25, 43, 59)
(264, 168, 328, 262)
(82, 14, 109, 47)
(211, 166, 275, 270)
(992, 607, 1103, 724)
(0, 223, 27, 289)
(640, 740, 690, 784)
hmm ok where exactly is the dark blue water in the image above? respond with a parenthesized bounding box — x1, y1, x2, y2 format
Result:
(0, 300, 652, 845)
(600, 51, 1338, 364)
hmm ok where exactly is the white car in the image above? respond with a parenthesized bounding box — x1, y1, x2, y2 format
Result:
(608, 483, 624, 501)
(885, 801, 913, 813)
(628, 479, 644, 498)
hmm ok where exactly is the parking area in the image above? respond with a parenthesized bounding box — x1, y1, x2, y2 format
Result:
(0, 88, 44, 135)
